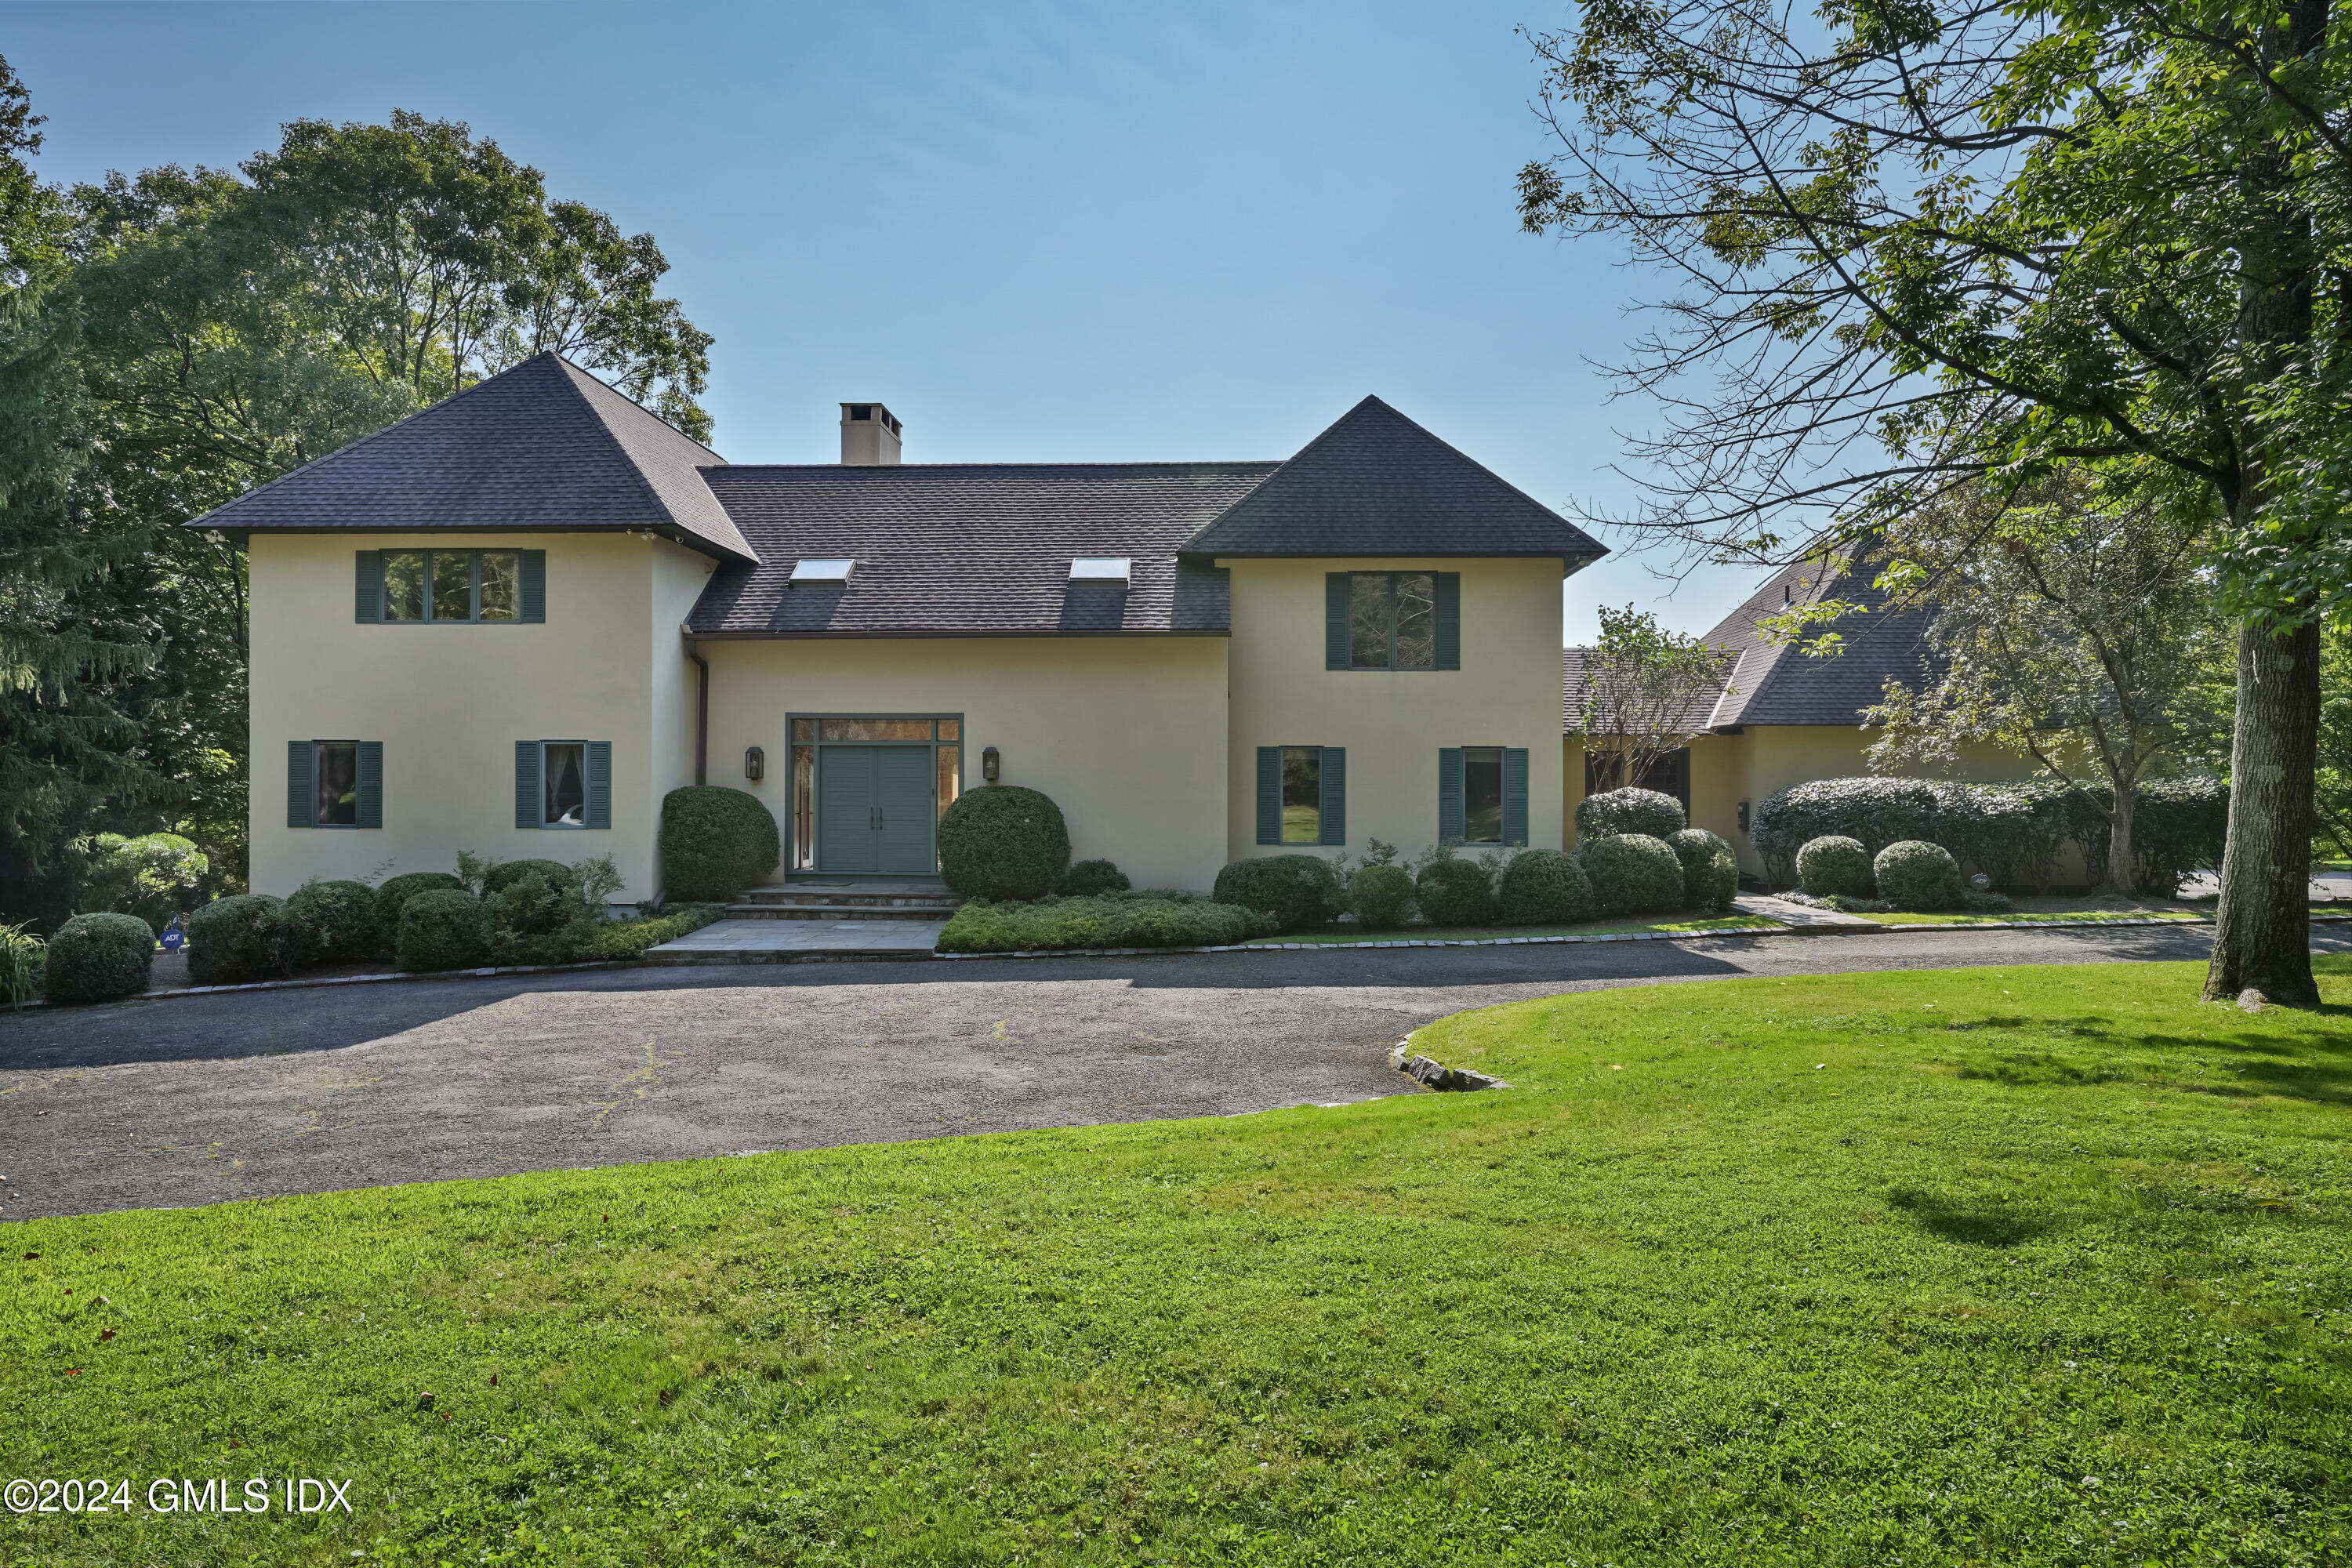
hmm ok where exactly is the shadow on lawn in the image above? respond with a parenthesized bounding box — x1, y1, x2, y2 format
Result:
(1888, 1185, 2054, 1247)
(1944, 1011, 2352, 1108)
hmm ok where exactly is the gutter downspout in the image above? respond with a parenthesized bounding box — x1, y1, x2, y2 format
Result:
(681, 622, 709, 786)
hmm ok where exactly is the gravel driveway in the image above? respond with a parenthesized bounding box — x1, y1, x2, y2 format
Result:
(1, 924, 2328, 1221)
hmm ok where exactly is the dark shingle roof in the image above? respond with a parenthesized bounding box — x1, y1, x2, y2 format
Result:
(183, 353, 757, 564)
(1563, 550, 1937, 733)
(1180, 396, 1606, 564)
(688, 463, 1280, 636)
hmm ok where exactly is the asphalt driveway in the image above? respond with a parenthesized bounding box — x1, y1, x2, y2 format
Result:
(1, 924, 2328, 1221)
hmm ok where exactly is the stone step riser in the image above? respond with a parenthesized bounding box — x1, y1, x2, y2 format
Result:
(724, 906, 955, 922)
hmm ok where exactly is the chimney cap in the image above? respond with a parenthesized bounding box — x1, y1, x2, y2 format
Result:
(840, 402, 903, 437)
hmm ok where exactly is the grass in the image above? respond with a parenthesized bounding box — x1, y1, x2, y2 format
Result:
(1864, 909, 2212, 927)
(8, 959, 2352, 1566)
(1245, 914, 1776, 945)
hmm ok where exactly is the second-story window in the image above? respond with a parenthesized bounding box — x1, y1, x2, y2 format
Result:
(381, 550, 523, 622)
(1350, 572, 1435, 669)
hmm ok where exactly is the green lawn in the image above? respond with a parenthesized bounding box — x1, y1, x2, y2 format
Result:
(8, 960, 2352, 1565)
(1246, 914, 1777, 945)
(1864, 909, 2212, 927)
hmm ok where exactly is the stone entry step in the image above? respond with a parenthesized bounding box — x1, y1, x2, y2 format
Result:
(648, 917, 949, 964)
(726, 882, 963, 922)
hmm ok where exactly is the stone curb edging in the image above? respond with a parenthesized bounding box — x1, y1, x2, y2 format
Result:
(930, 923, 1789, 960)
(1389, 1038, 1509, 1092)
(5, 958, 633, 1011)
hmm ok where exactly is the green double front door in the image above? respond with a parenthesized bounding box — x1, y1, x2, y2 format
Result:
(816, 745, 937, 875)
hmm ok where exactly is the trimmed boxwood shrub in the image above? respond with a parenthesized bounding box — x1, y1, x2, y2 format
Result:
(1581, 833, 1684, 915)
(1060, 858, 1131, 896)
(1349, 864, 1417, 930)
(1576, 786, 1686, 841)
(397, 889, 491, 972)
(187, 894, 295, 985)
(374, 872, 463, 939)
(1751, 778, 1942, 885)
(938, 786, 1072, 902)
(571, 904, 724, 961)
(1414, 858, 1496, 927)
(1797, 835, 1875, 898)
(281, 880, 380, 967)
(1496, 849, 1595, 925)
(43, 913, 153, 1004)
(1875, 840, 1965, 911)
(483, 858, 579, 896)
(1213, 855, 1342, 933)
(1668, 829, 1739, 912)
(660, 786, 782, 901)
(938, 895, 1275, 954)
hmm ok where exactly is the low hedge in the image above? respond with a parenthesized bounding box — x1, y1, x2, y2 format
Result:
(1060, 858, 1131, 896)
(1414, 858, 1497, 927)
(187, 894, 295, 985)
(1496, 849, 1595, 925)
(938, 895, 1276, 954)
(1576, 787, 1686, 841)
(1797, 836, 1875, 898)
(397, 889, 490, 972)
(1349, 864, 1417, 930)
(1213, 855, 1343, 933)
(1667, 829, 1739, 912)
(1875, 840, 1965, 911)
(483, 858, 579, 896)
(571, 904, 724, 962)
(281, 879, 381, 966)
(42, 913, 153, 1004)
(660, 786, 782, 901)
(1581, 833, 1685, 915)
(938, 786, 1071, 902)
(374, 872, 464, 938)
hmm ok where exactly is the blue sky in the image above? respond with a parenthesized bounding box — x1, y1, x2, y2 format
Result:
(4, 0, 1762, 640)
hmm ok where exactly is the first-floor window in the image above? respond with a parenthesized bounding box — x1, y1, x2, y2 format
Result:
(1439, 746, 1529, 847)
(316, 741, 359, 826)
(1282, 746, 1322, 843)
(1462, 746, 1504, 844)
(288, 739, 381, 829)
(543, 742, 586, 828)
(1255, 745, 1346, 846)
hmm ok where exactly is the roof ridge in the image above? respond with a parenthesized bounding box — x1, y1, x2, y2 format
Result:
(550, 353, 728, 464)
(704, 459, 1284, 474)
(539, 357, 689, 540)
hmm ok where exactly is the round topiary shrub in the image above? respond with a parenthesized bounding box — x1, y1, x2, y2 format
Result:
(1213, 855, 1342, 933)
(187, 893, 293, 985)
(1875, 840, 1965, 911)
(374, 872, 463, 938)
(661, 786, 782, 901)
(1060, 858, 1131, 897)
(1496, 849, 1595, 925)
(281, 879, 380, 967)
(1580, 833, 1685, 915)
(1667, 829, 1740, 912)
(1797, 835, 1875, 898)
(938, 786, 1072, 901)
(1414, 858, 1497, 927)
(397, 889, 490, 972)
(1576, 786, 1686, 842)
(482, 858, 578, 896)
(1348, 864, 1417, 931)
(42, 913, 154, 1004)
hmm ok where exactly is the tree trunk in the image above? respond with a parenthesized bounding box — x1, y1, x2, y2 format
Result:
(2099, 784, 2138, 899)
(2205, 618, 2321, 1004)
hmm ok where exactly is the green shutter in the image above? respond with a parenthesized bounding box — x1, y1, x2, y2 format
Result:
(354, 552, 383, 622)
(356, 741, 383, 829)
(1318, 746, 1345, 846)
(1324, 574, 1351, 670)
(1255, 746, 1281, 845)
(1502, 747, 1529, 846)
(287, 740, 315, 829)
(586, 740, 612, 829)
(1438, 748, 1465, 844)
(516, 742, 540, 829)
(1434, 573, 1461, 670)
(520, 550, 546, 622)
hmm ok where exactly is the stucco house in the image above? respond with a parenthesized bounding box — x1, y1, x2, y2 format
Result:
(194, 354, 1606, 904)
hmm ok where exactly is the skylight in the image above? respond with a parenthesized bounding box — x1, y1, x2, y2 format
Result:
(1070, 557, 1131, 584)
(791, 558, 855, 585)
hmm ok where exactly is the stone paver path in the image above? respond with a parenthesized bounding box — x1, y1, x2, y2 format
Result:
(648, 917, 947, 962)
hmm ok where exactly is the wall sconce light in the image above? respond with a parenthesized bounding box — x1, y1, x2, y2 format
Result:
(1736, 799, 1751, 834)
(744, 745, 765, 782)
(982, 746, 1000, 782)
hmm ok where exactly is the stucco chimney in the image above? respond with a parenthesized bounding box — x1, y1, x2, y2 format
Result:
(840, 403, 903, 466)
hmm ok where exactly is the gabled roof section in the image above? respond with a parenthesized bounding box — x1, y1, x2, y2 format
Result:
(1181, 396, 1606, 566)
(688, 463, 1279, 637)
(1562, 549, 1937, 733)
(182, 352, 757, 564)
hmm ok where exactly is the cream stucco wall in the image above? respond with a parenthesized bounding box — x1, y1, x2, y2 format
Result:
(248, 531, 710, 903)
(702, 636, 1230, 891)
(1225, 558, 1566, 863)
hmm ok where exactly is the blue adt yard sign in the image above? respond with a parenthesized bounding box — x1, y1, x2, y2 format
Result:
(160, 915, 183, 953)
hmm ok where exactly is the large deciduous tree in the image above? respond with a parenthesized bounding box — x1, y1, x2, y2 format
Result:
(1519, 0, 2352, 1003)
(1569, 604, 1734, 792)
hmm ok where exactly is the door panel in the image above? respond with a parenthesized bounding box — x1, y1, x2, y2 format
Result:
(874, 746, 938, 874)
(817, 746, 879, 873)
